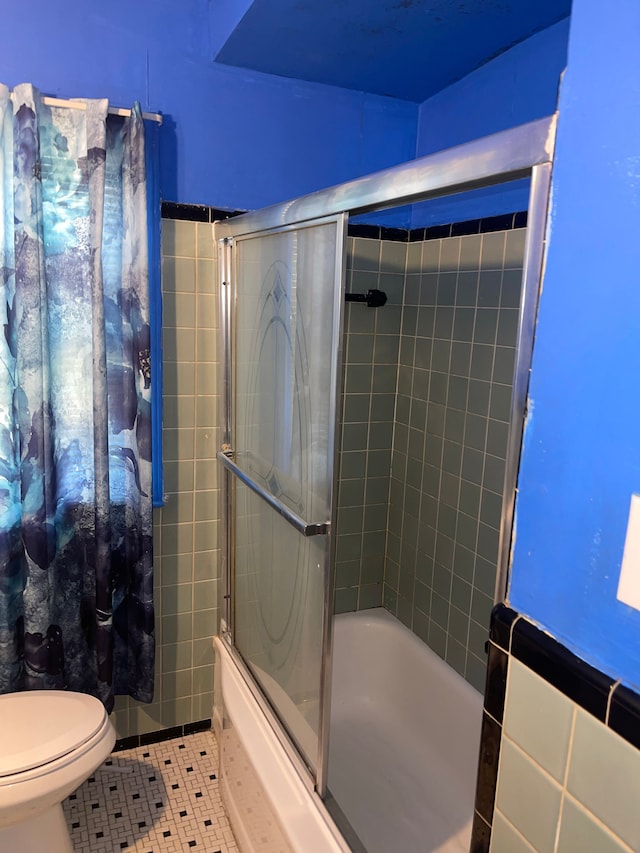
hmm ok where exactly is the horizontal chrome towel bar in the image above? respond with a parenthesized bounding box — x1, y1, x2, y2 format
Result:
(217, 451, 330, 537)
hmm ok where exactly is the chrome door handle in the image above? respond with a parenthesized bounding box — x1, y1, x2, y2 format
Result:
(217, 451, 330, 537)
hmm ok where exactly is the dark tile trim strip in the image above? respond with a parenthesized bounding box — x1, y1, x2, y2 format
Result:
(425, 223, 451, 240)
(489, 602, 519, 651)
(348, 224, 381, 239)
(140, 725, 183, 746)
(511, 618, 614, 721)
(474, 711, 502, 825)
(161, 202, 246, 223)
(451, 218, 481, 237)
(348, 211, 527, 242)
(161, 204, 528, 236)
(609, 683, 640, 750)
(113, 735, 139, 752)
(113, 719, 212, 752)
(210, 206, 246, 221)
(161, 202, 210, 222)
(484, 642, 508, 725)
(470, 811, 491, 853)
(380, 226, 410, 242)
(479, 213, 514, 233)
(184, 719, 213, 735)
(471, 603, 640, 852)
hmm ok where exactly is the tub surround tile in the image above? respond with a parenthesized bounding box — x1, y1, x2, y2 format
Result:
(116, 208, 222, 742)
(503, 658, 574, 782)
(373, 225, 525, 690)
(567, 709, 640, 849)
(489, 810, 536, 853)
(472, 605, 640, 853)
(494, 738, 562, 852)
(557, 797, 631, 853)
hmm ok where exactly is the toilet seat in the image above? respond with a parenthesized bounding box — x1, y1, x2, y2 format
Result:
(0, 691, 108, 779)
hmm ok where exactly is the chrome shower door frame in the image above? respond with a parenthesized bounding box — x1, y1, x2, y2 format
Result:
(216, 113, 557, 802)
(217, 214, 347, 798)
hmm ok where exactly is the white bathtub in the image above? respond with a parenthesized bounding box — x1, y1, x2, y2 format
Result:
(214, 607, 483, 853)
(329, 608, 483, 853)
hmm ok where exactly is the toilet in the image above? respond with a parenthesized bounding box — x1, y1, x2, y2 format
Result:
(0, 690, 116, 853)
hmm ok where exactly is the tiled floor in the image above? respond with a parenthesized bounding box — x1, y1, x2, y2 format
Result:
(63, 730, 239, 853)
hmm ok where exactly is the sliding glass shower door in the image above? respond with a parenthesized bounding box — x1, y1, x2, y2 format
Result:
(218, 215, 346, 793)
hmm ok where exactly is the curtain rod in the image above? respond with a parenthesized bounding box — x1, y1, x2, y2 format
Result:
(41, 95, 162, 125)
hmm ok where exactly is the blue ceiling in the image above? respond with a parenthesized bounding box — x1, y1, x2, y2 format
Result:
(213, 0, 572, 103)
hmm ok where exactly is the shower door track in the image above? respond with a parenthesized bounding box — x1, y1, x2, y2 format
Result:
(215, 113, 557, 805)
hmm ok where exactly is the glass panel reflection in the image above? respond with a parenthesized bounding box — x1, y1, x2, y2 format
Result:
(235, 479, 325, 767)
(231, 219, 341, 774)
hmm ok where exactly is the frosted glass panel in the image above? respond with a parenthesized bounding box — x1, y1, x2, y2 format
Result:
(234, 223, 339, 525)
(231, 217, 343, 775)
(235, 479, 325, 766)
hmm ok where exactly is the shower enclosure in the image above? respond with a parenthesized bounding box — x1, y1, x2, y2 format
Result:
(214, 116, 556, 850)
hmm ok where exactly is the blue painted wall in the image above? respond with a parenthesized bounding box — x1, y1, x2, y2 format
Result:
(411, 18, 569, 227)
(509, 0, 640, 690)
(215, 0, 570, 102)
(0, 0, 417, 209)
(8, 0, 638, 691)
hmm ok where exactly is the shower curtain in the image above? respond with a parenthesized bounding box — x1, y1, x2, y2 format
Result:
(0, 83, 154, 710)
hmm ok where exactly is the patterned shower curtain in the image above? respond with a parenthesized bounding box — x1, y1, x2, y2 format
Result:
(0, 83, 154, 710)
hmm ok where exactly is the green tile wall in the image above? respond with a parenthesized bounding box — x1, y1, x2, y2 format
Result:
(384, 229, 526, 692)
(110, 217, 220, 738)
(334, 227, 526, 692)
(334, 236, 404, 613)
(491, 659, 637, 853)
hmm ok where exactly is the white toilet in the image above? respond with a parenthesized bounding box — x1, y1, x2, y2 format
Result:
(0, 690, 116, 853)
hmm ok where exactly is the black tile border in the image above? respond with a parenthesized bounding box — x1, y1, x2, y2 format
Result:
(484, 642, 508, 725)
(161, 203, 528, 239)
(511, 618, 614, 721)
(348, 211, 527, 242)
(474, 711, 502, 825)
(425, 223, 452, 240)
(161, 202, 210, 222)
(472, 604, 640, 852)
(470, 811, 491, 853)
(113, 719, 212, 752)
(348, 224, 381, 240)
(451, 218, 481, 237)
(489, 602, 519, 651)
(609, 684, 640, 751)
(184, 719, 213, 736)
(139, 725, 183, 747)
(381, 226, 410, 242)
(113, 735, 139, 753)
(161, 201, 245, 223)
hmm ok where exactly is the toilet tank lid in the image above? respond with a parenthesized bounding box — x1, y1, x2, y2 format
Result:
(0, 690, 108, 776)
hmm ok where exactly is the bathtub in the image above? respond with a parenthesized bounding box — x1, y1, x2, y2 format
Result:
(329, 608, 483, 853)
(214, 607, 483, 852)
